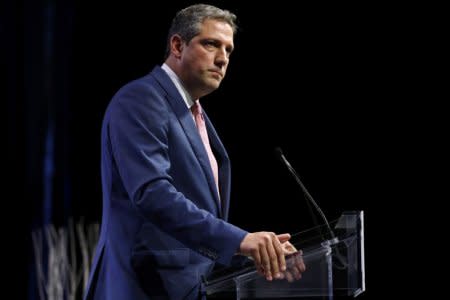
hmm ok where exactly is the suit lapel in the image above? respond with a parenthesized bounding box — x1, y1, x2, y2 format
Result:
(203, 113, 231, 219)
(151, 67, 223, 216)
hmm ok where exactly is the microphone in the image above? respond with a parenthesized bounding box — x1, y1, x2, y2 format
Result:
(274, 147, 337, 242)
(275, 147, 349, 270)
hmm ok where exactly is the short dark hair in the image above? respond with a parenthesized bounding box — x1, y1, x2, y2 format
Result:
(165, 4, 237, 59)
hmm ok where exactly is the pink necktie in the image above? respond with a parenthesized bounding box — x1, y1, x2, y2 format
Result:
(191, 101, 220, 199)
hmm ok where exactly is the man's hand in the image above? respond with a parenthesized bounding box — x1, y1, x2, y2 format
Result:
(278, 239, 306, 282)
(239, 232, 290, 281)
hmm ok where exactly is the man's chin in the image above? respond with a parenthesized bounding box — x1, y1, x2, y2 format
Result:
(206, 79, 221, 90)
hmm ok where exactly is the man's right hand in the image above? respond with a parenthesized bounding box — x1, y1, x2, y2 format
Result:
(239, 232, 291, 281)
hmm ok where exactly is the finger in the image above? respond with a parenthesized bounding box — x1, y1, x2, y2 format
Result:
(287, 243, 297, 253)
(271, 235, 286, 274)
(252, 248, 262, 267)
(267, 235, 284, 278)
(286, 252, 296, 269)
(276, 233, 291, 243)
(295, 268, 302, 280)
(252, 249, 264, 276)
(296, 256, 306, 273)
(265, 234, 283, 280)
(295, 250, 306, 273)
(259, 242, 272, 281)
(290, 265, 301, 280)
(267, 235, 283, 279)
(285, 271, 294, 282)
(283, 242, 297, 254)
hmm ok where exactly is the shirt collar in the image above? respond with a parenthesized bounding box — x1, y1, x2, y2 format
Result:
(161, 63, 196, 109)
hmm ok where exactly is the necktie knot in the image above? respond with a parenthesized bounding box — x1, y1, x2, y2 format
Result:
(191, 102, 204, 121)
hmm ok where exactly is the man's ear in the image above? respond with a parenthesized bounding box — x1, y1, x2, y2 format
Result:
(169, 34, 184, 59)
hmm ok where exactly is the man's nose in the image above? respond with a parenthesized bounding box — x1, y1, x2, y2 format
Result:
(215, 48, 229, 67)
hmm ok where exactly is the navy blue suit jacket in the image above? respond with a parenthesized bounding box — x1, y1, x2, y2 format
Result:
(83, 66, 248, 299)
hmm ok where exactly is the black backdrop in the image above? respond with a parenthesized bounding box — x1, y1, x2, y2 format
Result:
(6, 0, 431, 299)
(69, 0, 387, 228)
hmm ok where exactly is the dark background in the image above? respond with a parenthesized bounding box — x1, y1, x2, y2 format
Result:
(5, 0, 438, 299)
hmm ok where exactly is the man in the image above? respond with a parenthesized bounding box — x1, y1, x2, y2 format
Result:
(84, 4, 304, 299)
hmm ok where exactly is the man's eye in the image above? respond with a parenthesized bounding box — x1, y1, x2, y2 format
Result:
(204, 41, 216, 47)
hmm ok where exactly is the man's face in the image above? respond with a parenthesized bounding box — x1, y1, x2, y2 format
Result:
(178, 19, 234, 98)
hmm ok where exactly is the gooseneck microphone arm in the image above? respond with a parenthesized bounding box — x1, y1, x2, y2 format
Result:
(275, 147, 336, 241)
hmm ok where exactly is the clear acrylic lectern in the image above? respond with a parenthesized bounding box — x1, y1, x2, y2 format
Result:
(204, 211, 365, 299)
